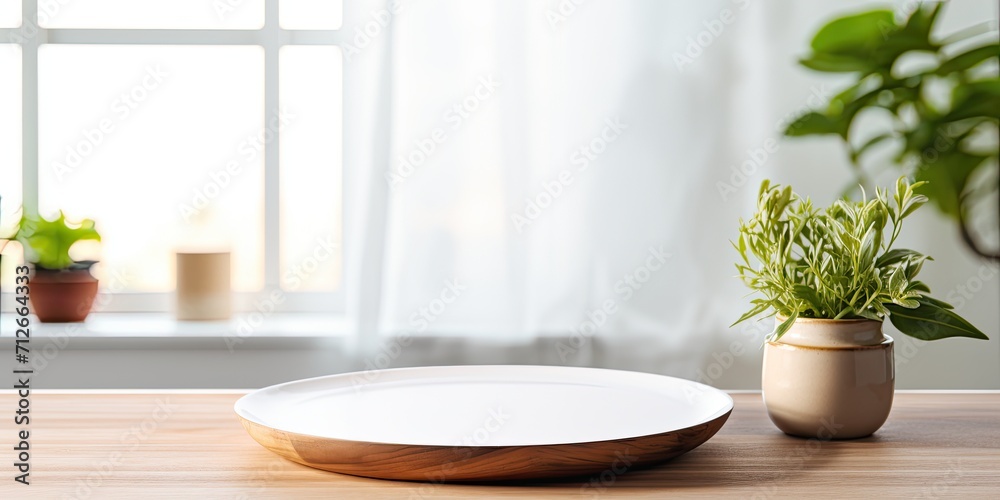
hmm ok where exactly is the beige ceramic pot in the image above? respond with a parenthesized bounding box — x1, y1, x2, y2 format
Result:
(762, 317, 894, 439)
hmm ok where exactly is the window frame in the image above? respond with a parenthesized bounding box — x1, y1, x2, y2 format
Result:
(0, 0, 346, 314)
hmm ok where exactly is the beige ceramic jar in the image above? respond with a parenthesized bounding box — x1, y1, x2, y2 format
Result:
(762, 317, 894, 439)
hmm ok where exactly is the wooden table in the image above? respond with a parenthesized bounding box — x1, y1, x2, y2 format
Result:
(2, 391, 997, 499)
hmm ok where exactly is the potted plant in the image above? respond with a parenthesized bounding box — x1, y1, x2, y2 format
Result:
(733, 177, 988, 439)
(5, 211, 102, 322)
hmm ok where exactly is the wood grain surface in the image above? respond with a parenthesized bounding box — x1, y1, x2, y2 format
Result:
(1, 392, 997, 499)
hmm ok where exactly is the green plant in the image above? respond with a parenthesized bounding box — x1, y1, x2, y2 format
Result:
(7, 211, 101, 271)
(733, 177, 988, 342)
(785, 4, 999, 260)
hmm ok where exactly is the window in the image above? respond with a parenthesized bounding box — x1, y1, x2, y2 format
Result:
(0, 0, 344, 313)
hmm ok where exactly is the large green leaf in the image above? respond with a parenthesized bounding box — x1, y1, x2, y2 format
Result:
(886, 301, 989, 340)
(811, 10, 896, 56)
(803, 7, 936, 76)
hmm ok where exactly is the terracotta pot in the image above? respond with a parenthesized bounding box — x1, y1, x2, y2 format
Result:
(29, 268, 99, 322)
(762, 317, 894, 439)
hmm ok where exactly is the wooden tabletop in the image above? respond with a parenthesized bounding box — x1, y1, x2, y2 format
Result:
(2, 391, 997, 499)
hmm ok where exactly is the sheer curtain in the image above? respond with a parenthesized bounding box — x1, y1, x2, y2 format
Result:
(342, 0, 1000, 389)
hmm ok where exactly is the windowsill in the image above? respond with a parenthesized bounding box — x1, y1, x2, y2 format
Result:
(1, 312, 350, 350)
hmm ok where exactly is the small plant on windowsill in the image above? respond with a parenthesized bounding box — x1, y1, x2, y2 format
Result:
(732, 177, 987, 440)
(3, 211, 102, 323)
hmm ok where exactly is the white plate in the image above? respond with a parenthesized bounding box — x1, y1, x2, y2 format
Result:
(236, 365, 733, 481)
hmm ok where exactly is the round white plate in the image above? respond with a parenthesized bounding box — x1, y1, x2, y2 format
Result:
(236, 365, 733, 481)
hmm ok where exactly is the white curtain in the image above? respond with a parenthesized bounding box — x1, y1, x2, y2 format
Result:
(341, 0, 1000, 389)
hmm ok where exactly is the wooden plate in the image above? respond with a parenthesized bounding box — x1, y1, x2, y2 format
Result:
(235, 365, 733, 482)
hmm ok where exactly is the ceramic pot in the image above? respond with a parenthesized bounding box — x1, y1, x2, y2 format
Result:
(762, 317, 894, 439)
(175, 251, 231, 320)
(29, 268, 99, 322)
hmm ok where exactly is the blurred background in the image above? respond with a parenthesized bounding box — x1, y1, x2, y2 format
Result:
(1, 0, 997, 389)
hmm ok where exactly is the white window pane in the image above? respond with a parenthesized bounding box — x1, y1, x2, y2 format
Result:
(0, 45, 20, 287)
(279, 46, 342, 291)
(280, 0, 342, 30)
(39, 0, 264, 29)
(38, 45, 264, 293)
(0, 1, 20, 28)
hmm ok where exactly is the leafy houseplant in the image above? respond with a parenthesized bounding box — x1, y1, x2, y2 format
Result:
(5, 211, 102, 322)
(785, 4, 999, 260)
(733, 177, 988, 342)
(733, 178, 987, 439)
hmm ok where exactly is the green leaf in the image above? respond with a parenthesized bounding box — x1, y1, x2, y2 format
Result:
(936, 43, 1000, 75)
(771, 311, 799, 341)
(887, 267, 907, 295)
(916, 295, 954, 310)
(903, 257, 926, 281)
(785, 112, 842, 136)
(799, 53, 874, 73)
(886, 302, 989, 340)
(731, 301, 771, 328)
(900, 194, 929, 219)
(810, 10, 896, 56)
